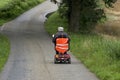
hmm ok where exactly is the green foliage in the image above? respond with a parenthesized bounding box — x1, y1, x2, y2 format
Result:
(58, 0, 71, 19)
(58, 4, 68, 19)
(103, 0, 117, 7)
(0, 0, 44, 25)
(45, 12, 68, 35)
(20, 2, 29, 10)
(0, 0, 12, 8)
(0, 34, 10, 71)
(45, 12, 120, 80)
(57, 0, 117, 32)
(105, 40, 120, 60)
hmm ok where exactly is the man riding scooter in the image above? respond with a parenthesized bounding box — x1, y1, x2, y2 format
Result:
(52, 27, 71, 63)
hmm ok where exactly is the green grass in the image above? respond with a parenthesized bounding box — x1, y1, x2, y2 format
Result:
(0, 34, 10, 72)
(70, 34, 120, 80)
(45, 11, 120, 80)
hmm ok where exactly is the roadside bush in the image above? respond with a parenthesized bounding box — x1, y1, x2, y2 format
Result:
(20, 2, 29, 10)
(0, 0, 44, 25)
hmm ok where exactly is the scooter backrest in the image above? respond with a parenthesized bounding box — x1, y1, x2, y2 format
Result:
(55, 38, 69, 54)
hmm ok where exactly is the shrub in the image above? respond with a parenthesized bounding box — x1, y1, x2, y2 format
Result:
(0, 0, 44, 25)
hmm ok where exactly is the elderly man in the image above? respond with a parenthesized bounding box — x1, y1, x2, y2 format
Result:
(52, 27, 70, 54)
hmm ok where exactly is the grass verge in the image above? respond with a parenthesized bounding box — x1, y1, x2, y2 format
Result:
(0, 34, 10, 72)
(45, 11, 120, 80)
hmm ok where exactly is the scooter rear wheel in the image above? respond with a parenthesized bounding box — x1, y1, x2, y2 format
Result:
(54, 58, 58, 64)
(67, 58, 71, 64)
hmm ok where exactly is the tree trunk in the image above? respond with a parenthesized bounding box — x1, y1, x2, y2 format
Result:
(68, 0, 81, 32)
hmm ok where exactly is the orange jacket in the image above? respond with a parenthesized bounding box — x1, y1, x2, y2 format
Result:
(55, 38, 69, 54)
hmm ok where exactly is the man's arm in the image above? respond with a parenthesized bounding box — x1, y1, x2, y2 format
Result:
(52, 34, 58, 43)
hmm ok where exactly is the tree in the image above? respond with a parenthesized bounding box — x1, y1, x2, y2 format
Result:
(68, 0, 80, 32)
(51, 0, 117, 33)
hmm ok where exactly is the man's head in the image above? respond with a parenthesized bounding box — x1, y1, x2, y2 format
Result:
(58, 27, 64, 31)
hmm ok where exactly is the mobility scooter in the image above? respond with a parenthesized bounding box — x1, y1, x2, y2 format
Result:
(54, 38, 71, 64)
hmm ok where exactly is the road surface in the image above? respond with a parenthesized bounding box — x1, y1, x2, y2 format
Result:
(0, 1, 99, 80)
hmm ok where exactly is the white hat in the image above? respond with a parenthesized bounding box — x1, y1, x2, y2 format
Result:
(58, 27, 64, 31)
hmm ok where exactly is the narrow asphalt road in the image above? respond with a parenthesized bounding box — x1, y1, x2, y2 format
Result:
(0, 1, 99, 80)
